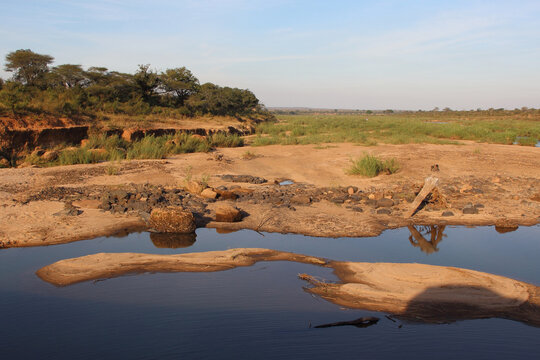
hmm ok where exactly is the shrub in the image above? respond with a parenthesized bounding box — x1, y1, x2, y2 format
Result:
(347, 153, 399, 177)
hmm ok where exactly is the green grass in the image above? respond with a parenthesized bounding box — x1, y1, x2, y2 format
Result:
(208, 133, 244, 147)
(252, 112, 540, 146)
(58, 148, 108, 165)
(347, 153, 400, 177)
(126, 135, 170, 159)
(17, 131, 245, 167)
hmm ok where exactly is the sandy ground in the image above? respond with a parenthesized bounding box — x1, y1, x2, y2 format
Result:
(36, 248, 540, 326)
(0, 142, 538, 248)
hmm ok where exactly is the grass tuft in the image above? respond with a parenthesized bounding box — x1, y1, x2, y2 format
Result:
(347, 153, 399, 177)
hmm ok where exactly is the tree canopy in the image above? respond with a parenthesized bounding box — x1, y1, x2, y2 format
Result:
(4, 49, 54, 86)
(0, 49, 268, 118)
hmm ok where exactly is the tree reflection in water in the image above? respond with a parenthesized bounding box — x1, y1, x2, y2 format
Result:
(408, 225, 447, 254)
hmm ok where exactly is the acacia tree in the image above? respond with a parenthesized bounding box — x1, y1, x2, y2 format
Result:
(49, 64, 87, 88)
(4, 49, 54, 86)
(159, 67, 199, 106)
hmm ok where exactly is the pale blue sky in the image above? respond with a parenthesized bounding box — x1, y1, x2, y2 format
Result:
(1, 0, 539, 109)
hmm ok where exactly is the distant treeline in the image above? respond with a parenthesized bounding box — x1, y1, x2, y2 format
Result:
(0, 49, 269, 118)
(271, 107, 539, 116)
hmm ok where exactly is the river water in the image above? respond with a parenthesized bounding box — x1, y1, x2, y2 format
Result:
(1, 225, 539, 359)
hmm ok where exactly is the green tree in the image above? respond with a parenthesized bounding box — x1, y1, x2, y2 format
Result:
(159, 67, 199, 106)
(4, 49, 54, 86)
(134, 64, 159, 103)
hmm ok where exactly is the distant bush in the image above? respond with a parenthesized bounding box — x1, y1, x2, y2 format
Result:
(347, 153, 399, 177)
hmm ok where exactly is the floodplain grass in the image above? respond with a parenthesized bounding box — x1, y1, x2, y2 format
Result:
(347, 153, 400, 177)
(253, 112, 540, 146)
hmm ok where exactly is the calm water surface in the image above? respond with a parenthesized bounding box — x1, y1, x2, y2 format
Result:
(0, 225, 539, 360)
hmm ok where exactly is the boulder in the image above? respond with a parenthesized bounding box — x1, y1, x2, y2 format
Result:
(441, 211, 454, 217)
(200, 188, 218, 199)
(377, 198, 394, 208)
(215, 205, 242, 222)
(185, 180, 205, 194)
(42, 150, 59, 162)
(291, 195, 311, 205)
(215, 189, 238, 200)
(149, 207, 196, 233)
(462, 204, 478, 215)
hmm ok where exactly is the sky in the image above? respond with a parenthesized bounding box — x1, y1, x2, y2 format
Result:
(1, 0, 539, 110)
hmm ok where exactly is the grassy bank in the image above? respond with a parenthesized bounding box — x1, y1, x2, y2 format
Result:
(252, 112, 540, 146)
(23, 132, 244, 167)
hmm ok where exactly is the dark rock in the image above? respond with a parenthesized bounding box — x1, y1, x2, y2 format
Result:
(377, 198, 394, 208)
(462, 204, 479, 214)
(221, 174, 267, 184)
(351, 206, 363, 212)
(442, 211, 454, 217)
(376, 208, 391, 215)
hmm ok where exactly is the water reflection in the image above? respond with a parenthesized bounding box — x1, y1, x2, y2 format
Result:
(150, 232, 197, 248)
(402, 285, 540, 326)
(407, 225, 447, 254)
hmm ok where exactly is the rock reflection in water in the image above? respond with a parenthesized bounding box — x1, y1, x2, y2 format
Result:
(407, 225, 446, 254)
(150, 232, 197, 248)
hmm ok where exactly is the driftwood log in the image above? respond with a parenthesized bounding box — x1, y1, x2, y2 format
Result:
(407, 176, 439, 217)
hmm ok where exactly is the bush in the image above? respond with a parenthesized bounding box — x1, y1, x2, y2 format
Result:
(347, 153, 399, 177)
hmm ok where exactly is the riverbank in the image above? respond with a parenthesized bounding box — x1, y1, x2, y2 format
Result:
(0, 142, 538, 248)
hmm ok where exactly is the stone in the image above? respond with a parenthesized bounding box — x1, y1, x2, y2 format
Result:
(200, 188, 218, 199)
(215, 205, 242, 222)
(216, 189, 238, 200)
(221, 174, 267, 184)
(0, 158, 9, 167)
(462, 204, 478, 215)
(347, 186, 358, 195)
(351, 206, 363, 212)
(377, 208, 392, 215)
(377, 198, 394, 208)
(185, 181, 205, 194)
(42, 150, 59, 162)
(291, 195, 312, 205)
(149, 207, 196, 233)
(441, 211, 454, 217)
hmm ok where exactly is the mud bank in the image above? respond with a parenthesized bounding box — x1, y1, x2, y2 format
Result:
(36, 248, 540, 327)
